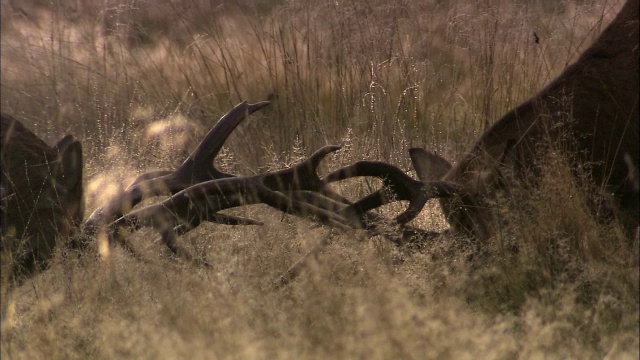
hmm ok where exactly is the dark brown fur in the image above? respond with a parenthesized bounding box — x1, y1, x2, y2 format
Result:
(411, 0, 639, 238)
(1, 114, 83, 282)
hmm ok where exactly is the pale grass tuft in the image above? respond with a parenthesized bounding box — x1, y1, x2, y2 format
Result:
(85, 171, 137, 214)
(97, 233, 111, 261)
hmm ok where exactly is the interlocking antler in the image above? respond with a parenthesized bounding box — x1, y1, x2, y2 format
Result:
(86, 100, 460, 260)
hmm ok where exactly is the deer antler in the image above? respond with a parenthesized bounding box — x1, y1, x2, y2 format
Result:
(82, 101, 270, 235)
(90, 100, 462, 261)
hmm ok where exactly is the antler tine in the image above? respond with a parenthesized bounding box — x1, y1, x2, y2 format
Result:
(337, 188, 427, 226)
(106, 178, 253, 252)
(256, 144, 378, 228)
(175, 100, 271, 182)
(257, 188, 354, 230)
(261, 145, 341, 192)
(285, 190, 374, 229)
(109, 177, 264, 231)
(323, 161, 464, 225)
(128, 101, 270, 187)
(152, 212, 263, 264)
(339, 180, 463, 225)
(83, 101, 271, 234)
(107, 181, 353, 255)
(322, 161, 427, 225)
(128, 170, 174, 188)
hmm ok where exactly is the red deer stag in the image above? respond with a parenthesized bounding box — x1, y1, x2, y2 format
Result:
(1, 114, 84, 282)
(4, 0, 636, 284)
(3, 102, 441, 282)
(410, 0, 639, 239)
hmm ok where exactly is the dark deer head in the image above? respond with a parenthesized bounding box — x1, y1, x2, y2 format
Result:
(1, 114, 84, 281)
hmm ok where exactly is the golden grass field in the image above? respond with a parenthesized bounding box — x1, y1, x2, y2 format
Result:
(1, 0, 638, 358)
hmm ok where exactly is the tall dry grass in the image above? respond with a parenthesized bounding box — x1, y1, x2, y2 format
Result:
(1, 0, 637, 358)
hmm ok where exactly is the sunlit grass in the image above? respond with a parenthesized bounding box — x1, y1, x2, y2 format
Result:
(1, 0, 637, 358)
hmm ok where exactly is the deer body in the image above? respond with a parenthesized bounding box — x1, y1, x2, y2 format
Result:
(411, 0, 639, 238)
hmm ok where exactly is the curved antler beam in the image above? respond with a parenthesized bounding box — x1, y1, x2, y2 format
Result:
(83, 101, 271, 235)
(323, 161, 427, 225)
(107, 176, 353, 250)
(174, 100, 271, 182)
(260, 145, 341, 192)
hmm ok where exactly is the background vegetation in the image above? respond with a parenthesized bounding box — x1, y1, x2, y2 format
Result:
(1, 0, 638, 358)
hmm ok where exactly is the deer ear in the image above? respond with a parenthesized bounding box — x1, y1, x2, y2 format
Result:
(467, 140, 518, 193)
(409, 147, 452, 182)
(624, 153, 639, 193)
(55, 135, 84, 226)
(54, 135, 83, 187)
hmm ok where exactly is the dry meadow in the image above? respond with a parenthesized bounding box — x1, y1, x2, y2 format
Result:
(1, 0, 638, 358)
